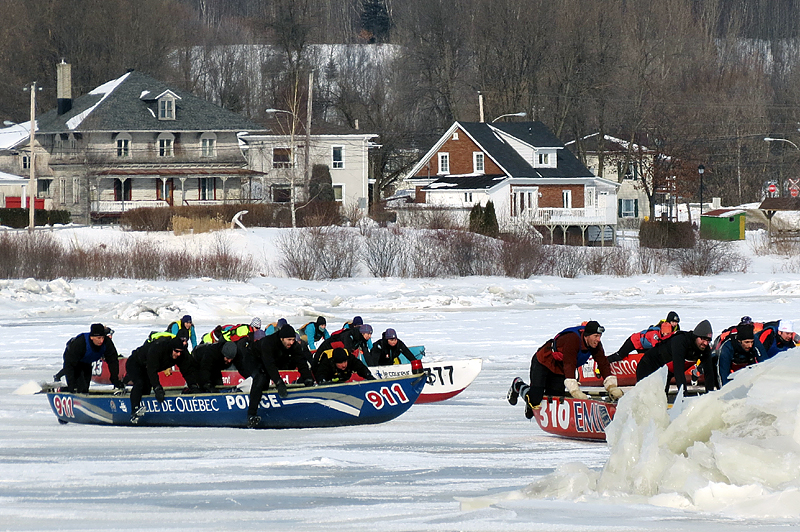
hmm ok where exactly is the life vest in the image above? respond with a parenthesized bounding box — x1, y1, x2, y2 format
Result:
(713, 322, 768, 353)
(148, 331, 176, 342)
(200, 324, 248, 344)
(631, 325, 663, 351)
(550, 325, 592, 367)
(76, 333, 107, 364)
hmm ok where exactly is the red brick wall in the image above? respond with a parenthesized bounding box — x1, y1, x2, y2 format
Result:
(414, 127, 503, 177)
(539, 185, 584, 208)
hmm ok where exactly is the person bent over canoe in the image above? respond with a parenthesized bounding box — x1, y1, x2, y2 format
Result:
(635, 319, 719, 393)
(193, 341, 238, 392)
(607, 311, 680, 363)
(313, 347, 375, 384)
(59, 323, 123, 394)
(507, 321, 622, 419)
(126, 336, 195, 424)
(245, 324, 315, 428)
(368, 328, 417, 366)
(715, 323, 768, 386)
(315, 323, 374, 365)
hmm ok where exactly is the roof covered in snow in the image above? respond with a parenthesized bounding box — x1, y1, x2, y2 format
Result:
(36, 71, 263, 134)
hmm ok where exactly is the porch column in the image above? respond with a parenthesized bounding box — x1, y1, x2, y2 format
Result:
(158, 177, 168, 205)
(179, 177, 187, 206)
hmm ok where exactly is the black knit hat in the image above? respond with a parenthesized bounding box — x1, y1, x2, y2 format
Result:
(170, 337, 185, 351)
(316, 316, 326, 326)
(332, 347, 348, 363)
(666, 311, 680, 323)
(89, 323, 105, 337)
(693, 320, 713, 340)
(221, 342, 237, 359)
(584, 321, 604, 336)
(279, 324, 296, 338)
(737, 323, 754, 341)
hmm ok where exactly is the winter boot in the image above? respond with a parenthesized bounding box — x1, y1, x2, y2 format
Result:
(606, 352, 623, 364)
(247, 415, 261, 428)
(524, 391, 539, 420)
(507, 377, 524, 405)
(130, 405, 145, 424)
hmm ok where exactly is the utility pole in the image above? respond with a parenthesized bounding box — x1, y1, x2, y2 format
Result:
(305, 71, 313, 195)
(26, 82, 37, 232)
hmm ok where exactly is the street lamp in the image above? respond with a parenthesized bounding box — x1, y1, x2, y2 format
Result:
(698, 164, 704, 217)
(764, 137, 800, 150)
(491, 112, 527, 123)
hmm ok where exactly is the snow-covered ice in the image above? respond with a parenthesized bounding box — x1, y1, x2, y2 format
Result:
(1, 226, 799, 531)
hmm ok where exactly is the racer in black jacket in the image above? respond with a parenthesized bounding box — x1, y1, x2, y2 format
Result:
(126, 335, 195, 423)
(368, 328, 416, 366)
(313, 347, 375, 383)
(192, 341, 237, 392)
(315, 324, 374, 364)
(245, 325, 314, 427)
(59, 323, 122, 393)
(636, 319, 720, 392)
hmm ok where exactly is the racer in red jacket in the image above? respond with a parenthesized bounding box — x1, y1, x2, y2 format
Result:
(607, 311, 680, 363)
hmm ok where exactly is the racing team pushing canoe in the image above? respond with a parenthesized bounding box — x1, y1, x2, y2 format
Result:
(506, 312, 800, 419)
(55, 315, 421, 427)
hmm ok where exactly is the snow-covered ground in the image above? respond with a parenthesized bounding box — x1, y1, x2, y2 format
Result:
(2, 226, 800, 531)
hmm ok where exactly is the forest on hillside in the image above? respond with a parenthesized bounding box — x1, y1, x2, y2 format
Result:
(3, 0, 800, 209)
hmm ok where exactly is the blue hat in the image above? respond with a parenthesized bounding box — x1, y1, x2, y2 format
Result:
(384, 328, 397, 339)
(182, 315, 192, 323)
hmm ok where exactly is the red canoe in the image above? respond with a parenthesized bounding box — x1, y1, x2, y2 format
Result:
(533, 395, 617, 441)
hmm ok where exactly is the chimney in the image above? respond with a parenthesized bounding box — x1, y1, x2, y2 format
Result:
(57, 60, 72, 115)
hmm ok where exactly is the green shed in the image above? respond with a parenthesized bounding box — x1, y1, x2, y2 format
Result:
(700, 209, 745, 241)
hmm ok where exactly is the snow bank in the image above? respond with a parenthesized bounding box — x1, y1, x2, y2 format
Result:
(519, 352, 800, 518)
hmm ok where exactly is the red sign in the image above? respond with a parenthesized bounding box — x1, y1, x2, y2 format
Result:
(769, 184, 778, 193)
(792, 188, 799, 197)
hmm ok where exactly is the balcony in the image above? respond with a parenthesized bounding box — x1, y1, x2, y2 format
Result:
(94, 200, 169, 213)
(515, 207, 614, 226)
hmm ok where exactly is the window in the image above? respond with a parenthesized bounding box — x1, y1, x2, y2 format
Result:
(538, 152, 549, 165)
(199, 177, 215, 200)
(114, 179, 132, 201)
(37, 179, 51, 197)
(273, 185, 291, 203)
(562, 189, 572, 209)
(159, 98, 175, 120)
(473, 152, 484, 173)
(201, 138, 216, 157)
(585, 186, 596, 208)
(333, 184, 343, 202)
(60, 178, 66, 205)
(332, 146, 344, 169)
(158, 137, 173, 157)
(116, 138, 130, 157)
(464, 192, 473, 202)
(72, 177, 80, 204)
(273, 148, 292, 168)
(438, 152, 449, 174)
(619, 198, 638, 218)
(512, 188, 537, 216)
(619, 162, 639, 180)
(21, 155, 30, 169)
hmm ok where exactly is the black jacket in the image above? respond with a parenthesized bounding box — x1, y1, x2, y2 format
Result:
(128, 337, 195, 387)
(63, 333, 121, 387)
(638, 331, 719, 391)
(315, 328, 371, 363)
(250, 331, 314, 383)
(312, 350, 374, 383)
(368, 337, 415, 366)
(192, 342, 234, 389)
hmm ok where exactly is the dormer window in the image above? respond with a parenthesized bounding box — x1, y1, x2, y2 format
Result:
(159, 97, 175, 120)
(538, 153, 549, 165)
(535, 149, 557, 168)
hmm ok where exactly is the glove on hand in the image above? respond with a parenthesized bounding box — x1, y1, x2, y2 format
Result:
(603, 376, 624, 400)
(303, 378, 315, 387)
(276, 381, 288, 398)
(154, 386, 166, 402)
(564, 378, 588, 400)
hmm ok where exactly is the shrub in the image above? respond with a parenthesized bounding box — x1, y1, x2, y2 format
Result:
(640, 220, 695, 249)
(499, 233, 551, 278)
(363, 228, 403, 277)
(171, 215, 227, 235)
(676, 239, 749, 276)
(0, 208, 70, 228)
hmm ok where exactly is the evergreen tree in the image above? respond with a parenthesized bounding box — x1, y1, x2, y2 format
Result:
(309, 164, 335, 202)
(468, 203, 483, 233)
(481, 201, 499, 237)
(360, 0, 391, 43)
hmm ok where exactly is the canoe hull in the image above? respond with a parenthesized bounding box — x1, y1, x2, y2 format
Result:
(532, 395, 616, 441)
(47, 374, 426, 429)
(91, 357, 482, 404)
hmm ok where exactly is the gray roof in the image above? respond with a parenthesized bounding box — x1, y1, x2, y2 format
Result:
(36, 70, 263, 134)
(458, 121, 594, 178)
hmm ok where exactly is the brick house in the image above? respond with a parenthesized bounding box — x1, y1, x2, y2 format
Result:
(398, 121, 619, 244)
(32, 63, 266, 224)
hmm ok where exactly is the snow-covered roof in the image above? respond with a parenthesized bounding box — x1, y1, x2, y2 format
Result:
(0, 122, 32, 150)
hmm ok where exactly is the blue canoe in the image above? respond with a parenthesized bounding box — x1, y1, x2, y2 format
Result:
(46, 374, 426, 429)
